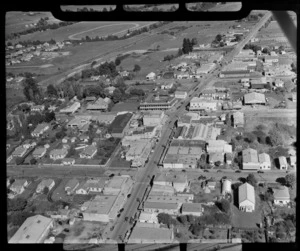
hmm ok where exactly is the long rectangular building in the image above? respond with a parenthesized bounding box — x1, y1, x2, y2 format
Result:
(140, 94, 177, 110)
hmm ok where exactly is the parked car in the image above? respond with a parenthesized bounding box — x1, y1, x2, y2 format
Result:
(257, 170, 264, 174)
(235, 170, 241, 173)
(127, 194, 131, 198)
(119, 208, 124, 213)
(203, 170, 209, 173)
(110, 226, 114, 231)
(217, 170, 222, 173)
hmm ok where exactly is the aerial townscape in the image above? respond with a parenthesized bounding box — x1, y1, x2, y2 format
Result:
(6, 4, 296, 249)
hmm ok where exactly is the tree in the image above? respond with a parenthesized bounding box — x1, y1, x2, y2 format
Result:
(285, 173, 296, 188)
(15, 157, 24, 165)
(133, 64, 141, 72)
(44, 111, 56, 123)
(189, 224, 202, 235)
(177, 48, 183, 57)
(30, 158, 37, 165)
(115, 57, 121, 66)
(268, 128, 284, 146)
(91, 61, 97, 68)
(10, 211, 35, 226)
(291, 62, 297, 73)
(23, 77, 40, 101)
(157, 213, 173, 227)
(43, 187, 49, 195)
(112, 88, 123, 103)
(262, 47, 270, 54)
(246, 173, 258, 187)
(47, 84, 58, 97)
(215, 199, 231, 214)
(7, 198, 27, 211)
(215, 34, 222, 42)
(177, 215, 188, 225)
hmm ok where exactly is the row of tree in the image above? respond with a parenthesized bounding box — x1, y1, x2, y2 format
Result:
(8, 38, 57, 48)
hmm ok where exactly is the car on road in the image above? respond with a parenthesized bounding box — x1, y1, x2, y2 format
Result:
(217, 170, 222, 173)
(119, 208, 124, 213)
(109, 173, 115, 178)
(203, 170, 209, 172)
(127, 194, 131, 198)
(117, 213, 121, 217)
(235, 170, 241, 173)
(110, 226, 114, 231)
(257, 170, 264, 174)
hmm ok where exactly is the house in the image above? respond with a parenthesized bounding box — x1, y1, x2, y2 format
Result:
(181, 203, 204, 217)
(160, 82, 174, 90)
(67, 116, 91, 128)
(225, 153, 233, 165)
(258, 153, 271, 170)
(222, 179, 232, 196)
(209, 152, 224, 164)
(104, 86, 116, 94)
(10, 179, 29, 195)
(291, 92, 296, 102)
(238, 182, 255, 212)
(36, 179, 55, 193)
(278, 156, 288, 170)
(65, 178, 80, 195)
(79, 135, 90, 142)
(61, 158, 75, 165)
(264, 56, 279, 64)
(22, 140, 37, 149)
(32, 147, 47, 159)
(243, 92, 266, 105)
(31, 123, 50, 137)
(272, 186, 290, 206)
(242, 148, 260, 170)
(9, 215, 54, 243)
(175, 91, 188, 99)
(59, 102, 81, 114)
(146, 72, 156, 80)
(12, 146, 27, 157)
(85, 96, 96, 102)
(62, 136, 69, 144)
(79, 145, 97, 159)
(49, 148, 68, 160)
(289, 156, 296, 168)
(86, 97, 111, 111)
(31, 105, 45, 112)
(206, 181, 216, 190)
(76, 178, 106, 194)
(274, 78, 284, 88)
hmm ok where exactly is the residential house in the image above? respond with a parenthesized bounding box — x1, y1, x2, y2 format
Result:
(32, 147, 47, 159)
(61, 158, 75, 165)
(22, 140, 36, 149)
(86, 97, 111, 111)
(278, 156, 288, 170)
(36, 179, 55, 193)
(222, 179, 232, 196)
(272, 186, 290, 206)
(243, 92, 266, 105)
(225, 153, 233, 165)
(76, 178, 106, 194)
(291, 92, 296, 102)
(31, 105, 45, 112)
(206, 181, 216, 190)
(31, 123, 49, 137)
(12, 146, 27, 158)
(160, 82, 174, 90)
(242, 148, 260, 170)
(65, 179, 80, 195)
(289, 155, 296, 168)
(10, 179, 29, 195)
(9, 215, 54, 243)
(146, 72, 156, 80)
(79, 135, 90, 143)
(79, 145, 97, 159)
(258, 153, 271, 170)
(153, 173, 188, 192)
(238, 182, 255, 212)
(209, 152, 224, 164)
(59, 102, 81, 114)
(181, 203, 204, 217)
(49, 148, 68, 160)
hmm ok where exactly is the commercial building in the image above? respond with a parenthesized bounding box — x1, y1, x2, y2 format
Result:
(91, 114, 116, 125)
(109, 113, 132, 138)
(181, 203, 204, 216)
(31, 123, 49, 137)
(79, 145, 98, 159)
(81, 195, 118, 222)
(243, 92, 266, 105)
(242, 148, 260, 170)
(149, 184, 176, 196)
(219, 70, 250, 78)
(59, 101, 81, 114)
(143, 201, 180, 215)
(36, 179, 55, 193)
(258, 153, 271, 170)
(9, 215, 54, 243)
(272, 186, 290, 206)
(206, 140, 232, 154)
(196, 63, 215, 74)
(140, 94, 177, 110)
(129, 226, 174, 243)
(154, 173, 188, 192)
(143, 111, 165, 126)
(189, 97, 220, 111)
(103, 176, 130, 195)
(139, 212, 159, 224)
(238, 183, 255, 212)
(86, 97, 111, 111)
(146, 194, 191, 204)
(233, 112, 244, 128)
(76, 178, 107, 194)
(175, 91, 188, 99)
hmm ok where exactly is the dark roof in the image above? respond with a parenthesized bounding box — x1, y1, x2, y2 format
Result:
(109, 113, 132, 133)
(221, 70, 250, 75)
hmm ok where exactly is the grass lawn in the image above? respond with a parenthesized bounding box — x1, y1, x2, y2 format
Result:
(6, 87, 26, 111)
(109, 155, 132, 169)
(51, 178, 77, 202)
(110, 101, 140, 112)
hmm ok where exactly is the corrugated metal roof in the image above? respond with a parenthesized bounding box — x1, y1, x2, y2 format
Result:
(238, 182, 255, 204)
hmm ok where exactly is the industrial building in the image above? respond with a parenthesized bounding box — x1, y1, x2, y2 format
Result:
(189, 97, 220, 111)
(243, 92, 266, 105)
(143, 201, 181, 215)
(103, 176, 131, 195)
(154, 172, 188, 192)
(9, 215, 54, 243)
(206, 140, 232, 153)
(142, 110, 165, 126)
(108, 113, 132, 138)
(177, 123, 221, 141)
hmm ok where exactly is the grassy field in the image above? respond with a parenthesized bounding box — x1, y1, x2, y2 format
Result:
(6, 11, 61, 36)
(6, 87, 26, 112)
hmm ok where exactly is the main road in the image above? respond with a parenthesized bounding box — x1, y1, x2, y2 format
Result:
(109, 12, 274, 243)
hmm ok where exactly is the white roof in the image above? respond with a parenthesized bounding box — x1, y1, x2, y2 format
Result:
(9, 215, 53, 243)
(258, 153, 271, 164)
(273, 186, 290, 200)
(238, 182, 255, 205)
(244, 92, 266, 104)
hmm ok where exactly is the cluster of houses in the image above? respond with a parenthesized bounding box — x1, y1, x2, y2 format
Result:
(5, 41, 66, 66)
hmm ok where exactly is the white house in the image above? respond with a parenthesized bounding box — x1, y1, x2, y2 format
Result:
(273, 186, 290, 206)
(146, 72, 156, 80)
(238, 182, 255, 212)
(61, 158, 75, 166)
(258, 153, 271, 170)
(31, 123, 49, 137)
(36, 179, 55, 193)
(32, 147, 47, 159)
(278, 156, 288, 170)
(10, 179, 29, 195)
(11, 146, 27, 158)
(79, 145, 97, 159)
(49, 148, 68, 160)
